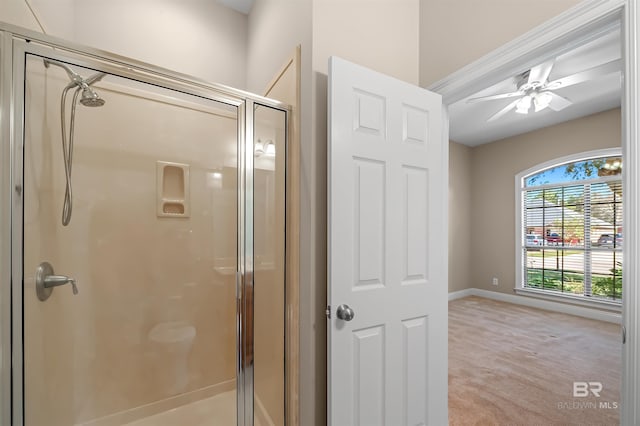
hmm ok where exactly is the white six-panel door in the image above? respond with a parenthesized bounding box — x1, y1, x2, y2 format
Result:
(328, 56, 447, 426)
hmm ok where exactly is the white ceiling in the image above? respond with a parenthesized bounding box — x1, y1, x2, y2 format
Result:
(216, 0, 255, 15)
(449, 28, 622, 147)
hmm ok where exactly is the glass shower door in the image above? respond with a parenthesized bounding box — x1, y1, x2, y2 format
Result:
(252, 104, 287, 426)
(20, 52, 239, 425)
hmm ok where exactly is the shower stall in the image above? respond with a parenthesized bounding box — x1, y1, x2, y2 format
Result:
(0, 23, 289, 426)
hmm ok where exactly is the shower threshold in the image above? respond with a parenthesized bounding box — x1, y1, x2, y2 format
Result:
(123, 389, 273, 426)
(76, 382, 274, 426)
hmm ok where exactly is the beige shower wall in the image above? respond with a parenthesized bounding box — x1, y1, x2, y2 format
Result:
(469, 108, 621, 295)
(23, 58, 238, 425)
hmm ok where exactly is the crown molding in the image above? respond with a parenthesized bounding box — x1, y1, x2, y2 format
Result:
(428, 0, 625, 105)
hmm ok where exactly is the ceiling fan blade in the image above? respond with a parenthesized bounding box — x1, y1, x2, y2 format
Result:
(546, 58, 622, 90)
(547, 92, 572, 111)
(528, 60, 555, 85)
(487, 99, 520, 122)
(467, 92, 522, 103)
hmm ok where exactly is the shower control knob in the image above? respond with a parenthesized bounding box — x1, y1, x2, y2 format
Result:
(336, 304, 355, 321)
(36, 262, 79, 301)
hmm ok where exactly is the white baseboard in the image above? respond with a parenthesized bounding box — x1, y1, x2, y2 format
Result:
(449, 288, 622, 324)
(448, 288, 474, 301)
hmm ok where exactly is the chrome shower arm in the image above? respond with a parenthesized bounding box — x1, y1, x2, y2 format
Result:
(84, 72, 107, 87)
(45, 58, 106, 89)
(43, 58, 83, 85)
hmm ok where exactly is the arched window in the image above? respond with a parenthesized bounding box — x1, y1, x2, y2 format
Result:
(516, 149, 622, 304)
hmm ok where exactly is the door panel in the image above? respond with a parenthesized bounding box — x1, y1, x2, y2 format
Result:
(353, 158, 385, 289)
(253, 103, 287, 426)
(22, 53, 238, 425)
(328, 56, 447, 426)
(352, 325, 385, 425)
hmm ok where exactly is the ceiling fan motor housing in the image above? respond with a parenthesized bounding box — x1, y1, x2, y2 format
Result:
(515, 71, 544, 94)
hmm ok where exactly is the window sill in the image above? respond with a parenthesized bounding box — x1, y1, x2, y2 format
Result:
(514, 287, 622, 312)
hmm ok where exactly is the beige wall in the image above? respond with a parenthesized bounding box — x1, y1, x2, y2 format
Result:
(449, 141, 472, 293)
(312, 0, 419, 84)
(418, 0, 582, 86)
(7, 0, 249, 88)
(469, 108, 621, 295)
(246, 0, 312, 94)
(2, 0, 42, 31)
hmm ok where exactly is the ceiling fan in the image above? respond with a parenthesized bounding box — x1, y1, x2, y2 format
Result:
(467, 58, 621, 122)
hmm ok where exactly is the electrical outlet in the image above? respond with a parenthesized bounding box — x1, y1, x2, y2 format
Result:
(492, 277, 499, 286)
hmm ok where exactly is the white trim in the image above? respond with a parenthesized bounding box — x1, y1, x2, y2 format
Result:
(428, 0, 624, 105)
(448, 289, 474, 301)
(0, 30, 11, 426)
(430, 0, 637, 421)
(514, 287, 622, 311)
(521, 174, 622, 193)
(623, 0, 640, 422)
(449, 288, 621, 324)
(518, 148, 622, 186)
(441, 93, 451, 426)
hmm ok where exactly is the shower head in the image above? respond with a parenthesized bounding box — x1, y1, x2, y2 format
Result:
(44, 58, 106, 107)
(80, 87, 105, 107)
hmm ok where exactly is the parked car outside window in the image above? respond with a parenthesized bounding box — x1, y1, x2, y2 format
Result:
(526, 234, 544, 246)
(597, 233, 623, 247)
(546, 232, 563, 245)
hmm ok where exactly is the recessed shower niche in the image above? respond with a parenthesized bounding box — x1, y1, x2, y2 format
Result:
(157, 161, 191, 217)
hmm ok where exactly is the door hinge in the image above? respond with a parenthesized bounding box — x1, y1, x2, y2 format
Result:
(622, 325, 626, 344)
(325, 305, 331, 319)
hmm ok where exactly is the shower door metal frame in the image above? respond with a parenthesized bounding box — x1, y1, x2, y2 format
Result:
(0, 21, 290, 426)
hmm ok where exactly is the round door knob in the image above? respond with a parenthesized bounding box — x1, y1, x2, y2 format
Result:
(336, 304, 355, 321)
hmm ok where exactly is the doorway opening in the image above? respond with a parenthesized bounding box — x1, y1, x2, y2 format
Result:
(430, 1, 636, 423)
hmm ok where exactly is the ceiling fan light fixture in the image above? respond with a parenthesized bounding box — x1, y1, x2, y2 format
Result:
(515, 95, 532, 114)
(533, 91, 553, 112)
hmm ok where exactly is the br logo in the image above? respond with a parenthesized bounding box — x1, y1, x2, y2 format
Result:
(573, 382, 603, 397)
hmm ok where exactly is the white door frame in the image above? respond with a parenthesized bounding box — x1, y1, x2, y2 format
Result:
(428, 0, 638, 423)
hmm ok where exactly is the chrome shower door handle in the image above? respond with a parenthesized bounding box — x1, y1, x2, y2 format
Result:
(336, 304, 355, 321)
(36, 262, 79, 301)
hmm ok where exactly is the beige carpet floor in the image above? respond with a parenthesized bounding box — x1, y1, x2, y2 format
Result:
(449, 296, 621, 426)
